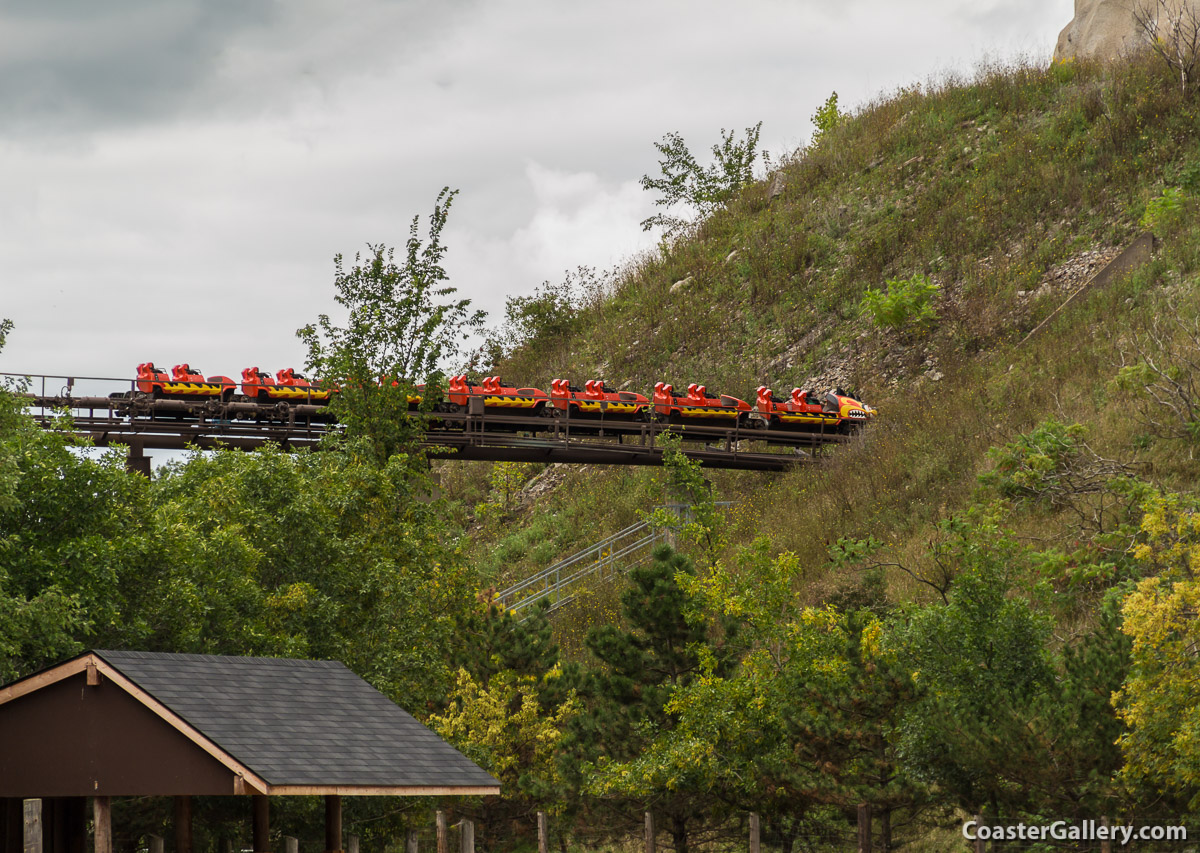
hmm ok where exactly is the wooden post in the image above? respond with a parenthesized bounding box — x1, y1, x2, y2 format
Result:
(460, 821, 474, 853)
(346, 837, 357, 853)
(536, 812, 547, 853)
(174, 798, 192, 853)
(252, 797, 270, 853)
(643, 812, 655, 853)
(435, 811, 447, 853)
(324, 797, 341, 853)
(284, 838, 298, 853)
(749, 813, 760, 853)
(148, 836, 163, 853)
(973, 814, 985, 853)
(1100, 818, 1112, 853)
(22, 800, 41, 853)
(405, 829, 418, 853)
(91, 798, 110, 853)
(856, 803, 871, 853)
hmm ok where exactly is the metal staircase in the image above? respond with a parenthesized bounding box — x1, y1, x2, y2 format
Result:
(496, 503, 729, 615)
(497, 518, 666, 615)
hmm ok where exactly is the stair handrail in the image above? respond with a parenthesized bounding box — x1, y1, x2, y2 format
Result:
(498, 518, 652, 600)
(497, 501, 734, 614)
(506, 530, 664, 612)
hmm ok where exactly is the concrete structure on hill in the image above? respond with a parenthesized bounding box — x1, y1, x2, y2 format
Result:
(1055, 0, 1200, 62)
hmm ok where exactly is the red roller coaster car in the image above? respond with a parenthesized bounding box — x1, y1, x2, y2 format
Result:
(136, 363, 237, 400)
(240, 367, 335, 403)
(652, 382, 751, 423)
(549, 379, 649, 417)
(447, 375, 549, 413)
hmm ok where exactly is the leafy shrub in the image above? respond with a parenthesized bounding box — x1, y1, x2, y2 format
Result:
(810, 91, 845, 144)
(859, 273, 939, 330)
(1141, 186, 1188, 230)
(1112, 310, 1200, 440)
(1168, 156, 1200, 192)
(478, 277, 582, 367)
(979, 419, 1135, 522)
(1050, 57, 1078, 85)
(979, 420, 1090, 504)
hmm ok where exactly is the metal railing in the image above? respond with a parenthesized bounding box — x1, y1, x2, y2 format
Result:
(497, 519, 663, 614)
(497, 503, 731, 615)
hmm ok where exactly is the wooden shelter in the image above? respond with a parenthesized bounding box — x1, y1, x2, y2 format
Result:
(0, 651, 499, 853)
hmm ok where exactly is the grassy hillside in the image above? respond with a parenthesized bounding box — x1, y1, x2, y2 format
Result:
(443, 53, 1200, 612)
(427, 55, 1200, 852)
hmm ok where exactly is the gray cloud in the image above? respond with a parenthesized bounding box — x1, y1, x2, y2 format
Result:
(0, 1, 273, 131)
(0, 0, 1075, 387)
(0, 0, 476, 134)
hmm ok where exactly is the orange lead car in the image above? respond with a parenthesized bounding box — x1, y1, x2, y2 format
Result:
(754, 386, 876, 434)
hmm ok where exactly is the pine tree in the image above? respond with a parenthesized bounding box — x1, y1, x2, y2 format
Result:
(559, 545, 733, 853)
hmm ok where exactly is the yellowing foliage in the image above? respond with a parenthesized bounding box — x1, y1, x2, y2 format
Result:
(429, 667, 578, 806)
(1116, 492, 1200, 809)
(1128, 492, 1200, 576)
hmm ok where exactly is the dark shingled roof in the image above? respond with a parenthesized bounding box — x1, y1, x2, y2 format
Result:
(93, 650, 498, 790)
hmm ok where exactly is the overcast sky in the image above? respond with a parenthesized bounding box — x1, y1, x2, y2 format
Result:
(0, 0, 1072, 393)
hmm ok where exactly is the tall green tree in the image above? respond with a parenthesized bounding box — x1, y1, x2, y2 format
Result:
(1030, 598, 1129, 818)
(0, 380, 473, 710)
(142, 442, 472, 709)
(602, 542, 919, 850)
(893, 563, 1130, 823)
(0, 337, 156, 681)
(640, 123, 763, 237)
(297, 187, 486, 463)
(561, 545, 739, 853)
(894, 520, 1055, 819)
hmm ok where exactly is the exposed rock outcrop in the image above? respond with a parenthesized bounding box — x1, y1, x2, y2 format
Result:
(1055, 0, 1200, 62)
(1055, 0, 1143, 61)
(669, 276, 694, 294)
